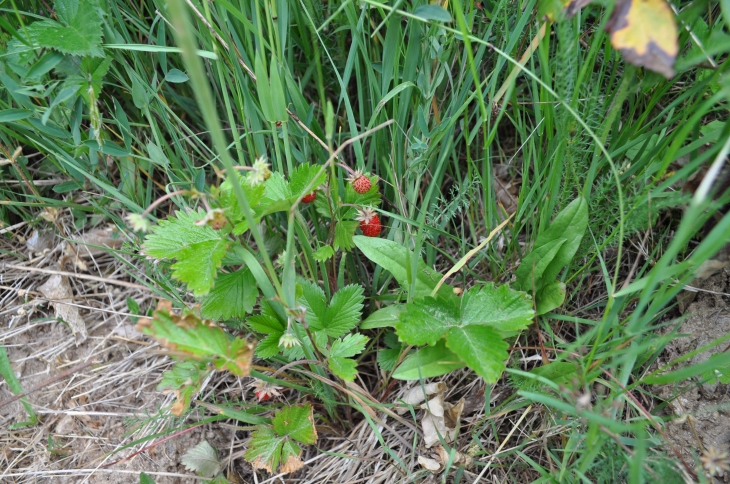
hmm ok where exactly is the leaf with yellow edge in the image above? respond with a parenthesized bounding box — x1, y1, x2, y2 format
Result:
(606, 0, 678, 78)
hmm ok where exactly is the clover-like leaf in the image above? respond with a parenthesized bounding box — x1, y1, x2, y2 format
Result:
(245, 403, 317, 475)
(298, 282, 364, 338)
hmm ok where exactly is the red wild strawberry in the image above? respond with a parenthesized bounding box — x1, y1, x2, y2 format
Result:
(356, 208, 382, 237)
(348, 170, 372, 194)
(302, 191, 316, 203)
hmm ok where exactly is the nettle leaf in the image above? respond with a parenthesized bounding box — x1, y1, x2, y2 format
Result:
(182, 441, 221, 478)
(515, 197, 588, 292)
(606, 0, 678, 78)
(201, 267, 258, 320)
(299, 282, 364, 338)
(157, 360, 211, 416)
(29, 0, 104, 57)
(137, 301, 254, 376)
(245, 403, 317, 475)
(396, 285, 533, 382)
(353, 236, 451, 298)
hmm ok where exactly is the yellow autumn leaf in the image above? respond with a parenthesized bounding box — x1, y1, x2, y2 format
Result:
(606, 0, 678, 78)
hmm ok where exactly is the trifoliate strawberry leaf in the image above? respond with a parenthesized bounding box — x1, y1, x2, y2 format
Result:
(201, 267, 258, 320)
(217, 176, 266, 223)
(262, 172, 291, 202)
(248, 313, 285, 334)
(328, 356, 358, 381)
(334, 221, 359, 251)
(171, 238, 228, 296)
(26, 0, 104, 58)
(143, 208, 222, 260)
(299, 283, 364, 338)
(137, 302, 254, 376)
(246, 404, 316, 475)
(396, 296, 460, 346)
(445, 325, 510, 382)
(289, 163, 326, 199)
(377, 347, 402, 372)
(182, 441, 221, 478)
(330, 333, 369, 358)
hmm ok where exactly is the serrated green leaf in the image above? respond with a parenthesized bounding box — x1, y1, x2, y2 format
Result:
(330, 333, 369, 358)
(218, 176, 266, 224)
(377, 347, 402, 372)
(248, 314, 285, 334)
(445, 326, 510, 382)
(201, 267, 258, 320)
(245, 426, 285, 473)
(324, 285, 364, 337)
(255, 332, 283, 358)
(360, 305, 404, 329)
(392, 340, 466, 380)
(182, 441, 221, 478)
(263, 172, 292, 201)
(353, 236, 451, 297)
(170, 238, 228, 296)
(328, 356, 358, 381)
(272, 403, 317, 444)
(143, 208, 222, 260)
(536, 281, 566, 315)
(30, 0, 104, 57)
(298, 280, 327, 330)
(334, 221, 359, 251)
(313, 245, 334, 262)
(396, 296, 459, 346)
(460, 283, 535, 332)
(138, 304, 254, 376)
(289, 164, 326, 199)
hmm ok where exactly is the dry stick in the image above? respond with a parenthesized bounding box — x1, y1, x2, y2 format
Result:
(471, 404, 533, 483)
(431, 212, 515, 296)
(2, 263, 150, 291)
(0, 360, 95, 409)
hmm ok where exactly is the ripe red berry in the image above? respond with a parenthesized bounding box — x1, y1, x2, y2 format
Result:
(302, 191, 316, 203)
(356, 208, 382, 237)
(347, 170, 372, 194)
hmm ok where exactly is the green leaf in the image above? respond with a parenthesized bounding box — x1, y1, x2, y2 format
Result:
(393, 340, 466, 380)
(248, 313, 285, 334)
(165, 68, 189, 83)
(298, 282, 364, 338)
(143, 208, 222, 260)
(535, 281, 566, 315)
(170, 238, 228, 296)
(515, 197, 588, 291)
(513, 238, 566, 290)
(272, 403, 317, 444)
(245, 426, 285, 473)
(360, 305, 404, 329)
(313, 245, 334, 262)
(201, 267, 258, 320)
(139, 473, 156, 484)
(413, 4, 452, 22)
(377, 347, 402, 372)
(324, 285, 364, 337)
(138, 303, 254, 376)
(330, 333, 369, 358)
(289, 164, 326, 199)
(255, 333, 283, 359)
(353, 236, 450, 297)
(334, 221, 359, 251)
(0, 109, 33, 122)
(460, 283, 535, 332)
(157, 360, 210, 416)
(396, 296, 460, 346)
(31, 0, 104, 57)
(328, 356, 358, 381)
(181, 441, 221, 478)
(445, 326, 510, 382)
(146, 142, 170, 168)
